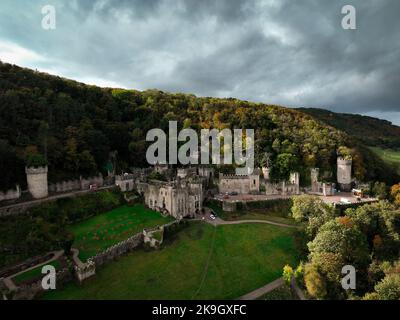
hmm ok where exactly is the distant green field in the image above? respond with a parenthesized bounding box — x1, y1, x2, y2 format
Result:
(42, 222, 298, 300)
(370, 147, 400, 174)
(70, 204, 173, 261)
(13, 260, 61, 285)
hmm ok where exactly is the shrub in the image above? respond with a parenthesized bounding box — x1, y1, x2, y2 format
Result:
(374, 273, 400, 300)
(304, 263, 327, 299)
(282, 264, 294, 285)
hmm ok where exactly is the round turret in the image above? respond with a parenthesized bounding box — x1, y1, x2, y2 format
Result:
(261, 167, 270, 180)
(26, 166, 48, 199)
(337, 157, 352, 191)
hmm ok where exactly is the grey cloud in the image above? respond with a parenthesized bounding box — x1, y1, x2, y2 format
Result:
(0, 0, 399, 124)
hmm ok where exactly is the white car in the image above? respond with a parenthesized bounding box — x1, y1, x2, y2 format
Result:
(210, 214, 216, 220)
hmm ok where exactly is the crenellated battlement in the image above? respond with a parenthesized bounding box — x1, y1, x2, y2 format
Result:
(25, 166, 48, 175)
(337, 157, 352, 165)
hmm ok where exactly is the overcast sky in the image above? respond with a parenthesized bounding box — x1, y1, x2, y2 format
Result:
(1, 0, 399, 124)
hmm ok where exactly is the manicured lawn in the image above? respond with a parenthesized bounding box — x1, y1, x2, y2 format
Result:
(208, 203, 297, 225)
(42, 221, 298, 300)
(13, 260, 61, 285)
(70, 204, 174, 261)
(370, 147, 400, 174)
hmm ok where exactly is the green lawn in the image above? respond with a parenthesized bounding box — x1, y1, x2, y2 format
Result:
(370, 147, 400, 174)
(13, 260, 61, 285)
(70, 204, 173, 261)
(42, 221, 298, 300)
(208, 203, 297, 225)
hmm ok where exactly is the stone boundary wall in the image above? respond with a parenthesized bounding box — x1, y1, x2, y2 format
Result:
(48, 175, 104, 193)
(0, 185, 21, 202)
(0, 185, 115, 217)
(73, 220, 181, 281)
(90, 233, 144, 268)
(1, 174, 106, 204)
(3, 267, 72, 300)
(48, 179, 81, 193)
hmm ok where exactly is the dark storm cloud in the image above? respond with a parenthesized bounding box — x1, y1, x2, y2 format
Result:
(0, 0, 399, 123)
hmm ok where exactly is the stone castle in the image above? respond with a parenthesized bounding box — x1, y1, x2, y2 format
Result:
(2, 156, 354, 220)
(141, 178, 203, 219)
(115, 165, 211, 219)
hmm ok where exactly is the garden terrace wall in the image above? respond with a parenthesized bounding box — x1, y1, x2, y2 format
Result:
(7, 267, 72, 300)
(90, 233, 144, 268)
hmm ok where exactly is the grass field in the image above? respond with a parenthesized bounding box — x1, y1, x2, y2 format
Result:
(13, 260, 61, 285)
(208, 203, 297, 225)
(370, 147, 400, 174)
(42, 221, 298, 300)
(70, 204, 173, 261)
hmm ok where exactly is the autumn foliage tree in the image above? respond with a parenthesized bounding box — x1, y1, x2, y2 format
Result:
(390, 183, 400, 206)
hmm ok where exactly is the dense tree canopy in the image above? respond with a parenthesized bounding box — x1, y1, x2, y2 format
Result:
(0, 62, 398, 190)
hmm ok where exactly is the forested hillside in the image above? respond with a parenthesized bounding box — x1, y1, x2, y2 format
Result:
(300, 108, 400, 150)
(0, 62, 398, 191)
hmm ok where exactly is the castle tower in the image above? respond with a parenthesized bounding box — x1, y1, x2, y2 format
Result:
(337, 157, 352, 191)
(261, 167, 270, 180)
(310, 168, 320, 193)
(289, 172, 300, 194)
(26, 166, 48, 199)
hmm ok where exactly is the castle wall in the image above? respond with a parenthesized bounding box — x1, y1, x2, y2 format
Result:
(47, 175, 104, 193)
(0, 185, 21, 202)
(80, 175, 104, 190)
(48, 179, 81, 193)
(115, 175, 135, 192)
(26, 166, 48, 199)
(219, 174, 259, 194)
(264, 172, 300, 196)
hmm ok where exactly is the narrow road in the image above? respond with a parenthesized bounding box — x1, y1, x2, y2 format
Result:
(238, 277, 284, 300)
(199, 207, 297, 229)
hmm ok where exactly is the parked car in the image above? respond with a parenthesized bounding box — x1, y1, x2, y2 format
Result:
(89, 184, 98, 191)
(229, 191, 238, 196)
(210, 214, 216, 220)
